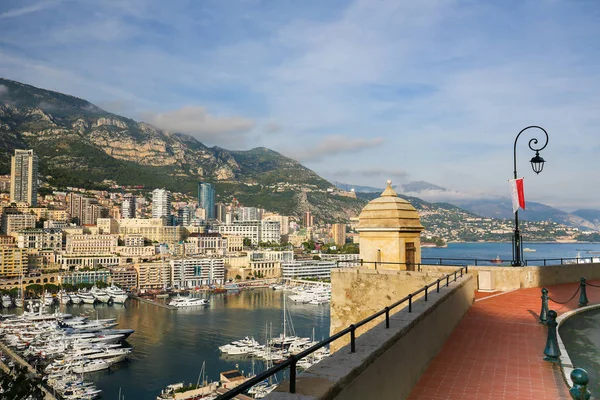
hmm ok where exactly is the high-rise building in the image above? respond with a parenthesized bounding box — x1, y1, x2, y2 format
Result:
(152, 189, 172, 219)
(198, 182, 215, 220)
(177, 205, 194, 226)
(331, 223, 347, 246)
(10, 149, 39, 206)
(303, 211, 314, 228)
(239, 207, 262, 221)
(122, 194, 136, 219)
(214, 203, 227, 223)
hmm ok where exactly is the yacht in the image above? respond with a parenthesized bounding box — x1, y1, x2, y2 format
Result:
(105, 285, 128, 304)
(169, 297, 209, 308)
(2, 295, 12, 308)
(59, 291, 71, 305)
(91, 287, 111, 304)
(77, 291, 96, 305)
(43, 292, 55, 307)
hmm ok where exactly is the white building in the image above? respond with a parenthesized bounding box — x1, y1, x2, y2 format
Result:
(124, 234, 145, 247)
(260, 221, 281, 244)
(65, 234, 119, 255)
(122, 194, 136, 219)
(281, 260, 337, 280)
(152, 189, 172, 219)
(184, 233, 227, 256)
(319, 253, 361, 267)
(217, 221, 281, 246)
(248, 250, 294, 263)
(170, 257, 225, 288)
(56, 254, 120, 269)
(16, 228, 62, 250)
(238, 207, 262, 221)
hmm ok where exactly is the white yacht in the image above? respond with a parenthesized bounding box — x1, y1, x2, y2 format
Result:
(77, 291, 96, 305)
(105, 285, 128, 304)
(169, 297, 209, 308)
(43, 292, 55, 307)
(2, 294, 12, 308)
(91, 287, 111, 304)
(59, 291, 71, 305)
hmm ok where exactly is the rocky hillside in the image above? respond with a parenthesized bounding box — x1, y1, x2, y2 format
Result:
(0, 78, 364, 221)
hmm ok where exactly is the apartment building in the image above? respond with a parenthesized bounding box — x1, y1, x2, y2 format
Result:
(16, 228, 62, 250)
(170, 257, 225, 288)
(65, 234, 119, 254)
(135, 261, 171, 291)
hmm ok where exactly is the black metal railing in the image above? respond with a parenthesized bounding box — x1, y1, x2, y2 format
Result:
(524, 257, 600, 266)
(215, 265, 469, 399)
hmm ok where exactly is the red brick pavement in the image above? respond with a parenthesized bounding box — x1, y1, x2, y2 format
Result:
(407, 280, 600, 400)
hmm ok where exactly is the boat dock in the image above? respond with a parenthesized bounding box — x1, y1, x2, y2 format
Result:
(133, 296, 178, 310)
(0, 341, 57, 399)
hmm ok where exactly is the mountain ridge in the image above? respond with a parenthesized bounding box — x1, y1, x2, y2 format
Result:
(0, 78, 364, 221)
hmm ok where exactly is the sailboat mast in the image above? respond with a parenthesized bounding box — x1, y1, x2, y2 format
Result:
(282, 291, 286, 346)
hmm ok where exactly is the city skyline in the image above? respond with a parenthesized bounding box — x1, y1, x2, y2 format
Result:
(0, 1, 599, 210)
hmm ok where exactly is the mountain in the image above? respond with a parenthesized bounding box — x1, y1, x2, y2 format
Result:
(333, 182, 384, 193)
(0, 78, 365, 221)
(452, 198, 598, 230)
(401, 181, 447, 193)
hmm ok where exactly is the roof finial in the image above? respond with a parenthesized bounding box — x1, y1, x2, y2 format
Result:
(381, 180, 398, 197)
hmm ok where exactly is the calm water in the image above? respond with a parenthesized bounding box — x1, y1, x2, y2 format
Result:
(421, 242, 600, 265)
(559, 308, 600, 398)
(66, 290, 330, 399)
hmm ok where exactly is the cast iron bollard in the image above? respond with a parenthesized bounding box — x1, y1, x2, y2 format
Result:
(578, 277, 589, 307)
(543, 310, 560, 363)
(540, 288, 549, 324)
(569, 368, 591, 400)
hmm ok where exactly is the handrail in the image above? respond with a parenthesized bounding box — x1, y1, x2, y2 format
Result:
(215, 264, 468, 399)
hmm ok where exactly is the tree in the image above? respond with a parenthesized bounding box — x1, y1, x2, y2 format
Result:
(235, 274, 242, 280)
(95, 280, 108, 289)
(0, 365, 44, 399)
(243, 238, 252, 247)
(312, 255, 321, 260)
(25, 284, 43, 296)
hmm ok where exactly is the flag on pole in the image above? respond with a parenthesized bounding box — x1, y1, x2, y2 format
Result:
(509, 178, 525, 213)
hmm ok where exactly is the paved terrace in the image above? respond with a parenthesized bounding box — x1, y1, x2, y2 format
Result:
(406, 280, 600, 400)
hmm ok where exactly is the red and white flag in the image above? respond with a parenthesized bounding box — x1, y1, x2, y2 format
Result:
(509, 178, 525, 213)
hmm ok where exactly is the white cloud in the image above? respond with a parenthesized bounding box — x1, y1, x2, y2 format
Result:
(141, 106, 256, 146)
(282, 135, 384, 162)
(0, 0, 64, 19)
(0, 84, 8, 97)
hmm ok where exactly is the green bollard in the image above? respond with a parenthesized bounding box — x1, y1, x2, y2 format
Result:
(569, 368, 591, 400)
(578, 277, 589, 307)
(543, 310, 561, 363)
(540, 288, 549, 324)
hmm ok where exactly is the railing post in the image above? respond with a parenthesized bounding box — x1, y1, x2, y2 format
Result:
(454, 271, 457, 281)
(385, 306, 390, 328)
(446, 276, 449, 287)
(466, 266, 468, 274)
(544, 259, 547, 266)
(289, 356, 297, 393)
(460, 268, 463, 277)
(578, 277, 589, 307)
(437, 279, 440, 293)
(408, 294, 413, 312)
(424, 285, 428, 301)
(439, 258, 442, 265)
(569, 368, 591, 400)
(539, 288, 549, 324)
(475, 259, 478, 266)
(543, 310, 560, 363)
(350, 324, 356, 353)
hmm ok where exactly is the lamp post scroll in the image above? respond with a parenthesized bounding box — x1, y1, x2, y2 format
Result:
(512, 126, 549, 266)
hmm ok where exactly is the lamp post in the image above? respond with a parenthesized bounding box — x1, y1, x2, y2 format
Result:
(512, 126, 548, 266)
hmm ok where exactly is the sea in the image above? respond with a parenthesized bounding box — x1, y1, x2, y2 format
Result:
(14, 242, 600, 398)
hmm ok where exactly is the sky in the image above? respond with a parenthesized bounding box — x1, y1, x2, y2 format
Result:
(1, 0, 599, 211)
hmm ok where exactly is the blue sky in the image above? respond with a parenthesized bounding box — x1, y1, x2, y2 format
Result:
(1, 0, 599, 210)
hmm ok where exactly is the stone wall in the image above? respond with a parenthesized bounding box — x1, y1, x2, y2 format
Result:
(421, 262, 600, 291)
(267, 274, 475, 400)
(329, 267, 451, 353)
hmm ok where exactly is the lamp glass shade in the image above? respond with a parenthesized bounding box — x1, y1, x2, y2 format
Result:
(530, 152, 545, 174)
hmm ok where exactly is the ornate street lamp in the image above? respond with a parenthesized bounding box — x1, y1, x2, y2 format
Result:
(512, 126, 549, 266)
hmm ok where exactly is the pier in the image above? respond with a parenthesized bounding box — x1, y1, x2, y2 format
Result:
(133, 296, 178, 310)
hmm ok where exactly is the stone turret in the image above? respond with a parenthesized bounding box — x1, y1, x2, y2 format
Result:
(356, 180, 424, 270)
